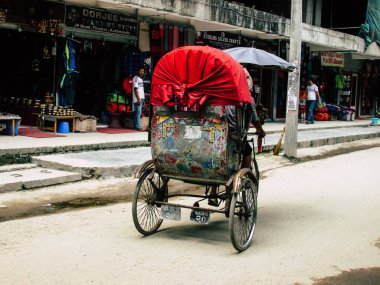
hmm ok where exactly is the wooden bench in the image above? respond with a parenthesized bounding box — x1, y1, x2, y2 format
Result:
(38, 115, 77, 133)
(0, 116, 21, 136)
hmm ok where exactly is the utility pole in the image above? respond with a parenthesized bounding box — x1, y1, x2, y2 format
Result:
(284, 0, 302, 158)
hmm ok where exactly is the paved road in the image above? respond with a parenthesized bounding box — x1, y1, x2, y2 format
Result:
(0, 148, 379, 285)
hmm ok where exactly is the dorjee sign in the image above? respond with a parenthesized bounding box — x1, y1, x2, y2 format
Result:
(65, 5, 137, 36)
(320, 52, 344, 67)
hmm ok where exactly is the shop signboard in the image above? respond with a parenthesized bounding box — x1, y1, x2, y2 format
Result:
(195, 31, 244, 49)
(320, 52, 344, 67)
(64, 4, 137, 36)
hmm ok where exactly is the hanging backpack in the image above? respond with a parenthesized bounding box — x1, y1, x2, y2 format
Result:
(122, 76, 133, 95)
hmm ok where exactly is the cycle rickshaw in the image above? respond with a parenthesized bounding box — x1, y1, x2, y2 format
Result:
(132, 46, 260, 252)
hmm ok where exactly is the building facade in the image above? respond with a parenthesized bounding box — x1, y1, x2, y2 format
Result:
(0, 0, 379, 124)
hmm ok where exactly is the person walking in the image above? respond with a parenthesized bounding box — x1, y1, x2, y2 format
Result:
(132, 66, 146, 131)
(306, 78, 320, 124)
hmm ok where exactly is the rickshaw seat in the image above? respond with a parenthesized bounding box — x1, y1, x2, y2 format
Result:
(151, 105, 240, 184)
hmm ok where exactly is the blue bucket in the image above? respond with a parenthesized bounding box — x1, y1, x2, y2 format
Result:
(6, 121, 19, 136)
(58, 121, 70, 133)
(371, 118, 378, 125)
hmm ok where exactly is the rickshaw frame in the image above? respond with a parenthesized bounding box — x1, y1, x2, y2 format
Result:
(132, 46, 260, 252)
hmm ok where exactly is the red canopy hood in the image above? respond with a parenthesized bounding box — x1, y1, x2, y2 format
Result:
(151, 46, 253, 107)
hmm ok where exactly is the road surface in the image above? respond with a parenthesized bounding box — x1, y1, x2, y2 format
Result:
(1, 147, 379, 285)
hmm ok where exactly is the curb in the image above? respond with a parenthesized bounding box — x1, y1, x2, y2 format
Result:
(0, 140, 150, 165)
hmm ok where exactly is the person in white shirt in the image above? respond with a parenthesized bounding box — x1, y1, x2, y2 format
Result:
(306, 79, 320, 124)
(132, 66, 145, 131)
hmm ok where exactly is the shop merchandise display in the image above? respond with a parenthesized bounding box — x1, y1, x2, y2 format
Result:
(0, 96, 38, 107)
(314, 100, 330, 121)
(0, 111, 21, 119)
(106, 90, 130, 113)
(326, 104, 355, 121)
(337, 109, 355, 121)
(38, 104, 76, 116)
(0, 111, 21, 135)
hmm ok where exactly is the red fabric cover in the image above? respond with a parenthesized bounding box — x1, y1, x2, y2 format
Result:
(106, 102, 127, 113)
(122, 76, 133, 94)
(106, 102, 118, 113)
(151, 46, 253, 107)
(118, 104, 127, 112)
(314, 113, 324, 121)
(106, 102, 130, 113)
(314, 107, 328, 113)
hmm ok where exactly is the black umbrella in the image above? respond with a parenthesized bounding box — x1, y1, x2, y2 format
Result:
(223, 47, 295, 71)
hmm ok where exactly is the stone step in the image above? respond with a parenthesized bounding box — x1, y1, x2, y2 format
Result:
(0, 163, 38, 173)
(31, 147, 152, 179)
(28, 126, 380, 179)
(0, 167, 82, 193)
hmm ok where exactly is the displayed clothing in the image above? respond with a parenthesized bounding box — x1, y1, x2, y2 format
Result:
(63, 40, 78, 74)
(122, 76, 133, 94)
(335, 74, 344, 89)
(59, 74, 76, 107)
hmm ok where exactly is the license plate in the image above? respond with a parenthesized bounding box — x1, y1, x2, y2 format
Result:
(161, 205, 181, 221)
(190, 209, 210, 224)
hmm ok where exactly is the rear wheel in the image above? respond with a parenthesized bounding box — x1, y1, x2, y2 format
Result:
(229, 177, 258, 252)
(132, 168, 168, 236)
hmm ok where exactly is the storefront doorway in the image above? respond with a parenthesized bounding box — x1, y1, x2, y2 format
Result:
(350, 73, 358, 112)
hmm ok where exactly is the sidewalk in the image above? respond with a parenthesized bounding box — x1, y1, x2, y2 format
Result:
(1, 118, 380, 221)
(1, 119, 379, 166)
(0, 119, 376, 156)
(1, 118, 379, 180)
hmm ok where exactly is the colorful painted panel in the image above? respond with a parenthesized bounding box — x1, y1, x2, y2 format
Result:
(151, 106, 239, 182)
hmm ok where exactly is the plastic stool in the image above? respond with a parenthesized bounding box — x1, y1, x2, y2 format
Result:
(58, 121, 70, 133)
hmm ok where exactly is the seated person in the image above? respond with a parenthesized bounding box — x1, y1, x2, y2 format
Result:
(208, 103, 266, 206)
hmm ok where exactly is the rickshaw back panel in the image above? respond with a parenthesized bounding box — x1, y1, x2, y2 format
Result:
(151, 106, 239, 183)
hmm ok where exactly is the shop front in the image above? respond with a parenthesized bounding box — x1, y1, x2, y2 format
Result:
(300, 43, 365, 121)
(0, 0, 148, 133)
(60, 3, 140, 128)
(360, 60, 380, 117)
(0, 0, 63, 128)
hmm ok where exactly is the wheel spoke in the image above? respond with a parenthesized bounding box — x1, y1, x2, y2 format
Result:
(229, 176, 258, 252)
(132, 169, 167, 236)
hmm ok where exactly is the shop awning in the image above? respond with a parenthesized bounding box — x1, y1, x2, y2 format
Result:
(351, 42, 380, 60)
(151, 46, 253, 107)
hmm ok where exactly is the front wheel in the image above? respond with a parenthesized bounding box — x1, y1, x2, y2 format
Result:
(229, 177, 258, 252)
(132, 168, 168, 236)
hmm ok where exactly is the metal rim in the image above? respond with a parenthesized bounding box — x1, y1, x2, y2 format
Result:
(132, 168, 167, 236)
(229, 177, 257, 252)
